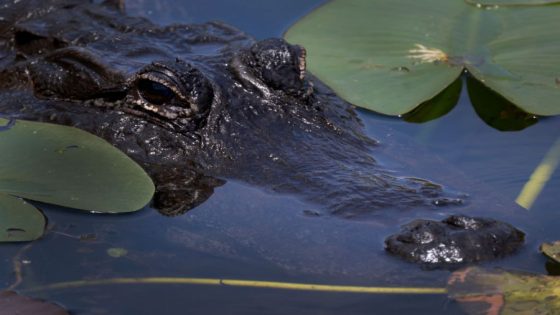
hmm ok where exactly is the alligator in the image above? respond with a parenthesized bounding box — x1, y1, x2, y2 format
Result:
(0, 0, 524, 266)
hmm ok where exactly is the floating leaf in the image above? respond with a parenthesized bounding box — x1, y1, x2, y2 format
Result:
(448, 267, 560, 314)
(0, 193, 45, 242)
(0, 290, 69, 315)
(0, 119, 154, 213)
(540, 240, 560, 264)
(285, 0, 560, 116)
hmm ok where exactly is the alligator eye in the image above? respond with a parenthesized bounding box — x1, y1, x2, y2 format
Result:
(133, 60, 214, 123)
(137, 79, 176, 105)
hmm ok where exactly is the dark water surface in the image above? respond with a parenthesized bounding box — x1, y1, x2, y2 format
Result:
(1, 1, 559, 314)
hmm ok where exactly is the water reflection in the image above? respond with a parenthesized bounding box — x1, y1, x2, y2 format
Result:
(149, 164, 224, 216)
(1, 0, 559, 314)
(467, 75, 538, 131)
(403, 77, 461, 123)
(125, 0, 325, 40)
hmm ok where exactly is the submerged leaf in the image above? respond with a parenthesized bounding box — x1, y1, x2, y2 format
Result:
(0, 119, 154, 213)
(285, 0, 560, 117)
(107, 247, 128, 258)
(467, 76, 538, 131)
(448, 267, 560, 314)
(0, 193, 45, 242)
(403, 77, 462, 123)
(0, 290, 69, 315)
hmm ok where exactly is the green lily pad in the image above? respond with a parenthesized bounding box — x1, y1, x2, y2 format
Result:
(540, 240, 560, 264)
(285, 0, 560, 116)
(448, 267, 560, 314)
(0, 118, 154, 213)
(0, 193, 45, 242)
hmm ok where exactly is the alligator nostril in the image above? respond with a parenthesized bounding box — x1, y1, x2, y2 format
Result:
(230, 38, 313, 98)
(296, 45, 307, 80)
(251, 38, 307, 92)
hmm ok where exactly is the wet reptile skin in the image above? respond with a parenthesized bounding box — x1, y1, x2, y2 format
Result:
(0, 0, 524, 265)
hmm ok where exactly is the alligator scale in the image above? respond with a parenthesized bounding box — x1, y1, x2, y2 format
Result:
(0, 0, 524, 266)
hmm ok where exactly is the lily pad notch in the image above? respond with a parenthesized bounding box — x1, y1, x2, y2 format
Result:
(284, 0, 560, 125)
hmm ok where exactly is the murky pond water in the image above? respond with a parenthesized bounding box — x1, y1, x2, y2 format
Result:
(1, 0, 559, 314)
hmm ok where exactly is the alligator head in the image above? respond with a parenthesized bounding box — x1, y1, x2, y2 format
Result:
(0, 0, 463, 216)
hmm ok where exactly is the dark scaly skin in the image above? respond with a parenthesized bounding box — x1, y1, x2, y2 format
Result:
(0, 0, 525, 266)
(0, 0, 463, 217)
(385, 215, 525, 267)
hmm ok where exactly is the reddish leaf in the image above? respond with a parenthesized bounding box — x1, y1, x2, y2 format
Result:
(0, 290, 69, 315)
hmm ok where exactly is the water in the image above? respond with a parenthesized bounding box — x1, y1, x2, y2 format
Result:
(1, 1, 559, 314)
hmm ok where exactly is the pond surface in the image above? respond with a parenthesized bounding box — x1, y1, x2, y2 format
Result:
(1, 0, 559, 314)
